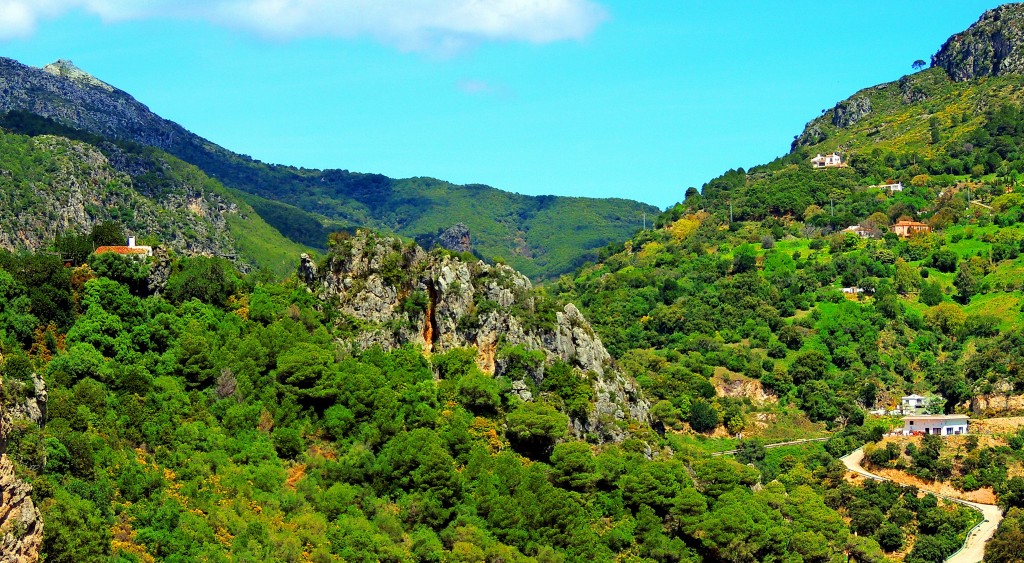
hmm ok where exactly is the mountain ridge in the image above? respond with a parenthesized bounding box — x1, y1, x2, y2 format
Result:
(0, 56, 657, 280)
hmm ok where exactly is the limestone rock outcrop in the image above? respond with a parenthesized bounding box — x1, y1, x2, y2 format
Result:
(301, 231, 650, 441)
(831, 96, 872, 128)
(933, 4, 1024, 82)
(438, 223, 472, 254)
(0, 404, 43, 563)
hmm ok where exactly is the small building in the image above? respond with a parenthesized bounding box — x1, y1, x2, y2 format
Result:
(811, 153, 843, 168)
(879, 181, 904, 193)
(892, 220, 930, 237)
(901, 394, 930, 414)
(902, 414, 969, 436)
(95, 236, 153, 258)
(843, 224, 872, 238)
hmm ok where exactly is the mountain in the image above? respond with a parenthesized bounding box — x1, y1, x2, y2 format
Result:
(0, 58, 658, 280)
(679, 4, 1024, 225)
(0, 110, 306, 276)
(546, 0, 1024, 496)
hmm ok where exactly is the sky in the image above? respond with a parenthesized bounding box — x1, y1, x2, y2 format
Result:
(0, 0, 1010, 208)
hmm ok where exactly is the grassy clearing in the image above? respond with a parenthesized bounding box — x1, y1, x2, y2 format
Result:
(226, 212, 312, 279)
(964, 292, 1024, 330)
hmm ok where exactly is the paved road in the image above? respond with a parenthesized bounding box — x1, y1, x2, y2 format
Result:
(840, 447, 1003, 563)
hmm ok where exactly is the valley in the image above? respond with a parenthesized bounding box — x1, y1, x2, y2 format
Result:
(6, 3, 1024, 563)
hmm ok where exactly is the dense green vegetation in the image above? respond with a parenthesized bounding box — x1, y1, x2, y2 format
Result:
(2, 238, 984, 562)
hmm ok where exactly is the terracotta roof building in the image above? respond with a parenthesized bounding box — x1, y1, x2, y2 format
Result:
(94, 236, 153, 257)
(892, 220, 930, 237)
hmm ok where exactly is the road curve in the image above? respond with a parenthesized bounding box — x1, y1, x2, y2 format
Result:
(840, 447, 1003, 563)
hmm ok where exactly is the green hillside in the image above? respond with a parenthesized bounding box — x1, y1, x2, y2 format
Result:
(0, 237, 978, 563)
(0, 111, 308, 277)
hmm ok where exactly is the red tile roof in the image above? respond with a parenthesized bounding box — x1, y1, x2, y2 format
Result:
(94, 246, 149, 255)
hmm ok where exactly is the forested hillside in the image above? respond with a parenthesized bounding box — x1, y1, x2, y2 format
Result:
(0, 111, 306, 277)
(2, 232, 992, 563)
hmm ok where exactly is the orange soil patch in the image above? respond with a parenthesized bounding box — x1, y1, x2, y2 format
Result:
(971, 417, 1024, 435)
(285, 463, 307, 490)
(867, 466, 998, 504)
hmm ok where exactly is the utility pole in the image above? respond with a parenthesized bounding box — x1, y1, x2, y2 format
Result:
(830, 197, 834, 217)
(642, 212, 647, 230)
(729, 200, 734, 223)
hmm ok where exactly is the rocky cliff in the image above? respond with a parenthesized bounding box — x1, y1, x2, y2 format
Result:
(933, 3, 1024, 82)
(300, 231, 650, 440)
(0, 403, 43, 563)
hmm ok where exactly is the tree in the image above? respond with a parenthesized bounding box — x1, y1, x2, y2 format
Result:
(790, 350, 829, 385)
(920, 280, 944, 306)
(506, 403, 569, 460)
(688, 398, 720, 433)
(954, 261, 980, 303)
(90, 220, 124, 247)
(164, 256, 239, 307)
(913, 59, 927, 71)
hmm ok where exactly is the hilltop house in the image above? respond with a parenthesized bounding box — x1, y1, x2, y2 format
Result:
(901, 414, 969, 436)
(893, 220, 930, 237)
(95, 236, 153, 258)
(811, 153, 843, 168)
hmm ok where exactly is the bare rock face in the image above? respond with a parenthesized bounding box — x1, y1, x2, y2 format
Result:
(438, 223, 472, 253)
(304, 230, 651, 441)
(933, 4, 1024, 82)
(831, 96, 872, 128)
(6, 374, 46, 428)
(0, 404, 43, 563)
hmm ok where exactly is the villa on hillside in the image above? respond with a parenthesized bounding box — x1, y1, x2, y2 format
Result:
(901, 414, 969, 436)
(811, 153, 843, 168)
(893, 220, 930, 237)
(843, 224, 872, 238)
(879, 181, 904, 193)
(901, 394, 932, 414)
(95, 236, 153, 258)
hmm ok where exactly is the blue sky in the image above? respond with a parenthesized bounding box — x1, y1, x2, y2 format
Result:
(0, 1, 1008, 208)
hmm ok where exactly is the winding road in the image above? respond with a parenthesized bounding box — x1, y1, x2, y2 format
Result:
(840, 447, 1003, 563)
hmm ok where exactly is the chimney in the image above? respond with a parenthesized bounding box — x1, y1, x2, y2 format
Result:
(128, 236, 136, 248)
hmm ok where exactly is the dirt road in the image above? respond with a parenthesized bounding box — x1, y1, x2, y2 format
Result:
(840, 447, 1003, 563)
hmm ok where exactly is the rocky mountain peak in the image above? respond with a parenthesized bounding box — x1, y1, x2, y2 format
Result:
(41, 59, 114, 92)
(933, 3, 1024, 81)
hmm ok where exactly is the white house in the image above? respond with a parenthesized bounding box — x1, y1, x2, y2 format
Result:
(843, 224, 872, 238)
(901, 394, 930, 414)
(880, 181, 904, 193)
(811, 153, 843, 168)
(901, 414, 969, 436)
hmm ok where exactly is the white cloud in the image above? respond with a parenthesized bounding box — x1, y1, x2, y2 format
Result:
(458, 78, 512, 97)
(0, 0, 608, 51)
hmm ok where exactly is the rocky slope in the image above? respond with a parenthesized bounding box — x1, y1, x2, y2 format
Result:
(0, 113, 308, 276)
(933, 3, 1024, 82)
(0, 403, 43, 563)
(0, 57, 657, 280)
(300, 230, 650, 441)
(792, 3, 1024, 154)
